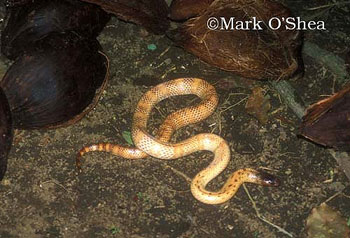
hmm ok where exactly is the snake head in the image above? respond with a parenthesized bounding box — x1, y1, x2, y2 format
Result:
(256, 170, 280, 187)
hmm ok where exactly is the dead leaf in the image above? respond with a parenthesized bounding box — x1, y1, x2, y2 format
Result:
(306, 203, 350, 238)
(245, 87, 271, 124)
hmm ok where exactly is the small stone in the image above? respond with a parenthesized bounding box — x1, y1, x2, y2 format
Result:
(285, 169, 292, 175)
(164, 58, 172, 65)
(147, 44, 157, 51)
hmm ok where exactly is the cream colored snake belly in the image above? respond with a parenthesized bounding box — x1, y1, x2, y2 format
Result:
(77, 78, 279, 204)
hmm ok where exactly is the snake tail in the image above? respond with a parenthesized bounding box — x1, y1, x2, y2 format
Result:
(76, 143, 146, 171)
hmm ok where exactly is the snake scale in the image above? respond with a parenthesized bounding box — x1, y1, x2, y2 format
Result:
(77, 78, 279, 204)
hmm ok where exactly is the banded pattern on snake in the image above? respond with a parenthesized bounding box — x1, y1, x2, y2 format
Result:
(77, 78, 279, 204)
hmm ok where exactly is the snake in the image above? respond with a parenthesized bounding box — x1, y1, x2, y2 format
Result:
(76, 78, 279, 204)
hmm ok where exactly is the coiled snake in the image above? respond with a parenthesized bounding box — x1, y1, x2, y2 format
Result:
(77, 78, 279, 204)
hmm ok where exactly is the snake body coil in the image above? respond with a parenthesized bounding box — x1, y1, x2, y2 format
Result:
(77, 78, 279, 204)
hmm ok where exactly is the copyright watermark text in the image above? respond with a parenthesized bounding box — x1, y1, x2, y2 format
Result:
(207, 16, 325, 31)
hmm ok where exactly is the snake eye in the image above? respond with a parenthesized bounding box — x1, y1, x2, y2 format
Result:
(258, 171, 280, 187)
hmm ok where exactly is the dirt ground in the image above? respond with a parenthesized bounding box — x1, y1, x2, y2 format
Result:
(0, 1, 350, 238)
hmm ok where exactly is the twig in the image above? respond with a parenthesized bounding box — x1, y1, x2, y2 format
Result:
(161, 66, 177, 79)
(306, 1, 350, 10)
(323, 191, 343, 204)
(40, 179, 75, 203)
(163, 164, 192, 184)
(303, 41, 348, 83)
(157, 46, 171, 59)
(220, 96, 248, 113)
(268, 80, 305, 119)
(329, 150, 350, 180)
(243, 184, 294, 237)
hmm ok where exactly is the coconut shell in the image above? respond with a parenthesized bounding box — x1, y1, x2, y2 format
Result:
(168, 0, 303, 80)
(0, 32, 108, 129)
(1, 0, 110, 60)
(79, 0, 169, 34)
(300, 85, 350, 151)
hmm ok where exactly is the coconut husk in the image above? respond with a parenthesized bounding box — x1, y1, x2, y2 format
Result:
(168, 0, 303, 80)
(79, 0, 169, 34)
(300, 85, 350, 151)
(169, 0, 214, 21)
